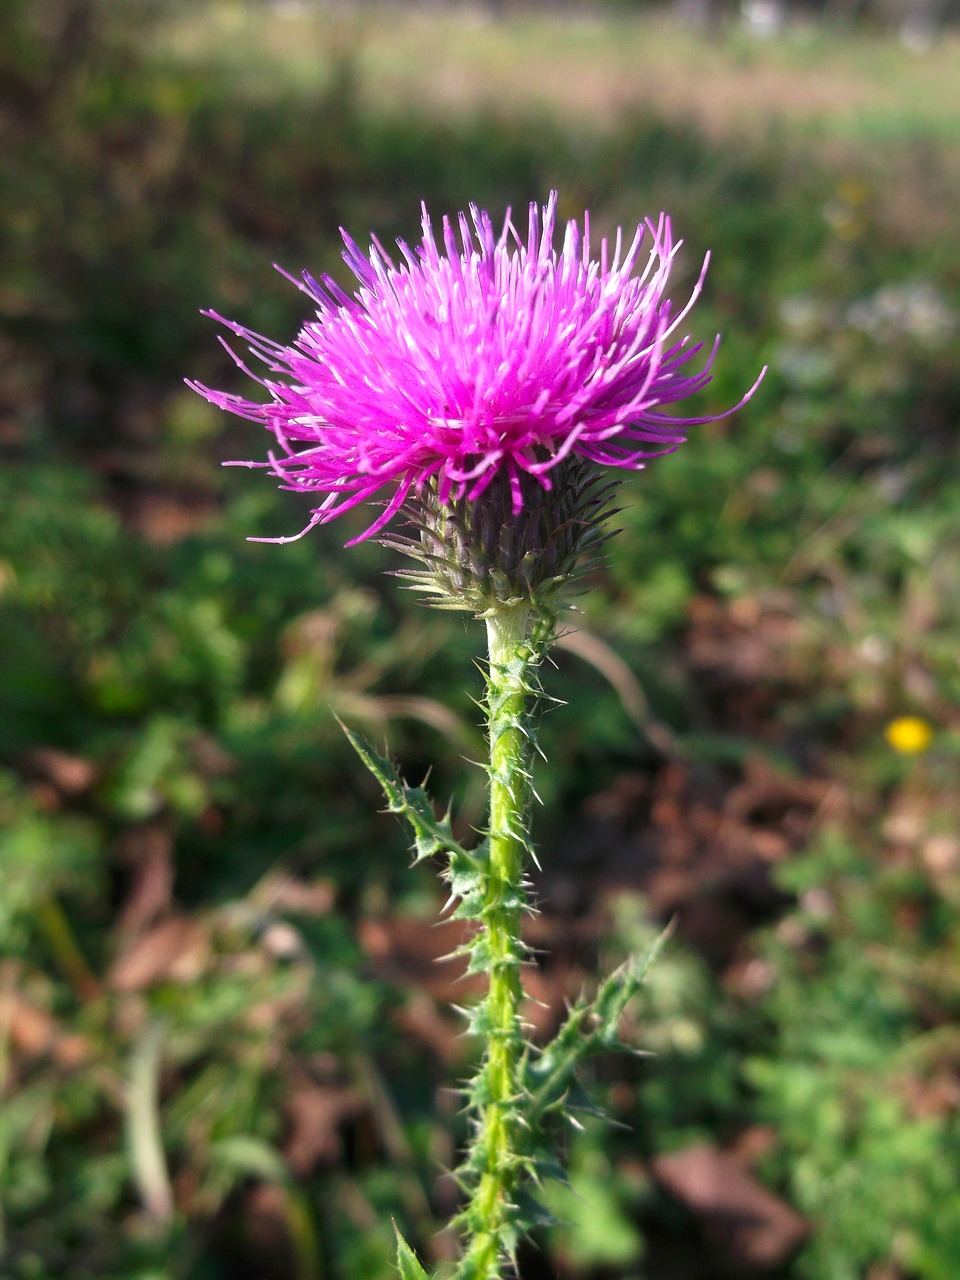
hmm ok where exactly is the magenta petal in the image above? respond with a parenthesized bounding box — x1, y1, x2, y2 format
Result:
(192, 191, 763, 542)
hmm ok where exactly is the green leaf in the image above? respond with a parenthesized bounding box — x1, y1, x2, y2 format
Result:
(523, 922, 675, 1125)
(544, 1150, 645, 1270)
(341, 722, 470, 863)
(447, 846, 486, 896)
(592, 919, 675, 1043)
(394, 1223, 431, 1280)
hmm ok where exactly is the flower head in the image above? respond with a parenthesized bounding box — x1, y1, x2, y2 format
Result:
(884, 715, 934, 755)
(191, 193, 763, 558)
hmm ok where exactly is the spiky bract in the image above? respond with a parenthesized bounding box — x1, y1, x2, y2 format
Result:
(383, 460, 620, 615)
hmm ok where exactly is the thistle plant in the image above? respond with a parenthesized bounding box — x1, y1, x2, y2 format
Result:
(192, 193, 763, 1279)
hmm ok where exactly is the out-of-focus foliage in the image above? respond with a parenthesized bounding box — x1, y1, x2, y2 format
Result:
(2, 4, 960, 1279)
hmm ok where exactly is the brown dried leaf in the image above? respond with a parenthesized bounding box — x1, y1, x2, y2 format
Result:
(652, 1143, 808, 1273)
(253, 872, 336, 917)
(397, 994, 463, 1064)
(121, 490, 218, 545)
(283, 1083, 361, 1175)
(357, 916, 484, 1003)
(21, 747, 98, 800)
(108, 915, 210, 992)
(114, 823, 174, 939)
(0, 989, 92, 1068)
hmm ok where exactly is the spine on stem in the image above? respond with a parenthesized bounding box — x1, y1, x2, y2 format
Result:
(345, 600, 670, 1280)
(454, 607, 543, 1280)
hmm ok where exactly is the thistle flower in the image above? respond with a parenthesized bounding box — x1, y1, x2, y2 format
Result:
(191, 192, 762, 608)
(192, 200, 767, 1276)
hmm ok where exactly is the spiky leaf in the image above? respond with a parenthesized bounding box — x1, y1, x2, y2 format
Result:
(394, 1224, 431, 1280)
(342, 724, 471, 863)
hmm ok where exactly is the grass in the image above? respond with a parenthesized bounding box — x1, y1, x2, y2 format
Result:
(166, 7, 960, 140)
(159, 4, 960, 243)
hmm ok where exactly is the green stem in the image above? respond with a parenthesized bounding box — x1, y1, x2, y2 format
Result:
(457, 607, 539, 1280)
(126, 1020, 174, 1225)
(37, 895, 100, 1002)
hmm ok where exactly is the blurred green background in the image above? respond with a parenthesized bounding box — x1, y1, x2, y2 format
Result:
(2, 2, 960, 1278)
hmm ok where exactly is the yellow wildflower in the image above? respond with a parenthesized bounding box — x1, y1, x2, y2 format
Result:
(884, 716, 934, 754)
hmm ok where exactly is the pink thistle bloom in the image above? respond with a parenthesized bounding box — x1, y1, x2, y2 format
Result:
(190, 192, 763, 545)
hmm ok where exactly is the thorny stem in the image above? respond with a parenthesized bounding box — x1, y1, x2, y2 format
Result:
(457, 607, 540, 1280)
(345, 606, 666, 1279)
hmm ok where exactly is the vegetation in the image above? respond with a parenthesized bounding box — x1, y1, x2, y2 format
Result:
(2, 4, 959, 1278)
